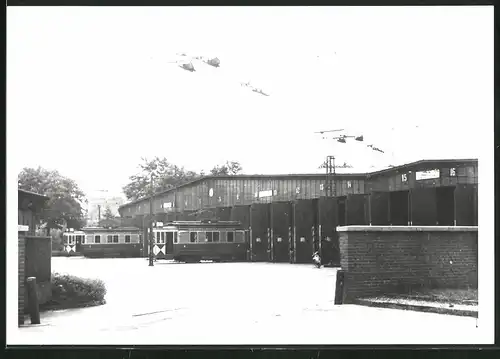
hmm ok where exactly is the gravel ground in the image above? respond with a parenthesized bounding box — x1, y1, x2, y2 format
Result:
(10, 257, 483, 345)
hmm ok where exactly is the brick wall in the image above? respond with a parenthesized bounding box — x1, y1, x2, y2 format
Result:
(338, 226, 478, 303)
(19, 235, 53, 320)
(18, 235, 25, 325)
(25, 236, 52, 282)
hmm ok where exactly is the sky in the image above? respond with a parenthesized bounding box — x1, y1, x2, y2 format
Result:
(8, 6, 494, 199)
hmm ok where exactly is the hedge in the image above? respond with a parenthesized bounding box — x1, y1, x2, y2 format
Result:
(45, 272, 107, 309)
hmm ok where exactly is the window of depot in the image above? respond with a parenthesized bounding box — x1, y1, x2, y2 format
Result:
(190, 232, 198, 243)
(125, 235, 131, 243)
(107, 235, 113, 243)
(227, 232, 234, 243)
(113, 235, 119, 243)
(95, 235, 101, 243)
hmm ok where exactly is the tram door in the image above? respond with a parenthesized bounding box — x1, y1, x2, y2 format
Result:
(165, 232, 174, 254)
(75, 234, 83, 253)
(154, 231, 166, 259)
(64, 234, 77, 254)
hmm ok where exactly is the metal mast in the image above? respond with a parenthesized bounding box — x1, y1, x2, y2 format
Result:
(325, 155, 336, 197)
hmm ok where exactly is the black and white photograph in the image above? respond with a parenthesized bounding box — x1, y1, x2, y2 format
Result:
(7, 6, 494, 345)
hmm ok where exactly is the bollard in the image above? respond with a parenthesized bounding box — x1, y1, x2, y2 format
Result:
(26, 277, 41, 324)
(334, 270, 345, 305)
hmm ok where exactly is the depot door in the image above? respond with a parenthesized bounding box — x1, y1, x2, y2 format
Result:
(250, 203, 270, 261)
(271, 202, 292, 263)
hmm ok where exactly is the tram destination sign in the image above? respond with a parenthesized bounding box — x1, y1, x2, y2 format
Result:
(416, 169, 440, 181)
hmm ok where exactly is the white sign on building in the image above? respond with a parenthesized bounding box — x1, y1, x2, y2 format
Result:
(163, 202, 172, 209)
(259, 190, 273, 198)
(416, 169, 440, 181)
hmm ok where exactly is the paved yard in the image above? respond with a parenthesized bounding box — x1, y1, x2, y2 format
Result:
(12, 257, 484, 345)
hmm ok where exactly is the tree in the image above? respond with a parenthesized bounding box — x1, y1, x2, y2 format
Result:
(102, 206, 115, 220)
(18, 167, 87, 231)
(122, 158, 244, 201)
(122, 157, 202, 201)
(210, 161, 243, 176)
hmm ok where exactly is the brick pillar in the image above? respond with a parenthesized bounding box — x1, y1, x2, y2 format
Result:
(18, 235, 25, 325)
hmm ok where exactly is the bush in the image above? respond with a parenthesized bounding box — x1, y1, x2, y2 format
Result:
(48, 272, 107, 309)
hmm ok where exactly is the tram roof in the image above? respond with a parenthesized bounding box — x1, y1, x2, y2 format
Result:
(82, 226, 141, 232)
(157, 220, 242, 229)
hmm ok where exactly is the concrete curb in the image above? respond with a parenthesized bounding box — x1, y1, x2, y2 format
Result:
(355, 299, 478, 318)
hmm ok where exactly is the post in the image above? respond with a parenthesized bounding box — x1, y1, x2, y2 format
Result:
(334, 270, 345, 305)
(149, 173, 154, 267)
(26, 277, 40, 324)
(98, 205, 101, 222)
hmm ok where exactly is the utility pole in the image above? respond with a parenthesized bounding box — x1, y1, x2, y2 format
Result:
(149, 172, 154, 267)
(316, 129, 366, 198)
(325, 155, 336, 197)
(98, 205, 101, 223)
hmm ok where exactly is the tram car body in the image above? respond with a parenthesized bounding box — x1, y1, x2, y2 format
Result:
(151, 220, 247, 262)
(62, 230, 85, 255)
(81, 226, 142, 258)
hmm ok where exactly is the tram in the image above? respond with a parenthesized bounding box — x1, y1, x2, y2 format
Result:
(150, 220, 247, 262)
(81, 226, 142, 258)
(62, 230, 85, 255)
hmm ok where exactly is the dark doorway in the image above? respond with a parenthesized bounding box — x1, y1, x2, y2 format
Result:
(271, 202, 292, 263)
(436, 186, 455, 226)
(337, 196, 347, 226)
(410, 188, 437, 226)
(346, 194, 369, 225)
(389, 190, 409, 225)
(294, 199, 317, 263)
(250, 203, 270, 261)
(166, 232, 174, 254)
(370, 192, 390, 225)
(454, 184, 477, 226)
(318, 197, 340, 266)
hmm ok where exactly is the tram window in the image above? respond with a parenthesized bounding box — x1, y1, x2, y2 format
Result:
(125, 235, 131, 243)
(156, 232, 161, 243)
(190, 232, 198, 243)
(81, 236, 85, 244)
(197, 232, 206, 242)
(107, 235, 113, 243)
(139, 234, 142, 243)
(95, 235, 101, 244)
(206, 232, 213, 242)
(161, 232, 165, 243)
(227, 232, 234, 243)
(213, 232, 220, 242)
(166, 232, 174, 243)
(174, 232, 178, 244)
(113, 235, 119, 243)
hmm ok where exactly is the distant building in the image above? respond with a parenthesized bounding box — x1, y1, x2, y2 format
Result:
(87, 195, 125, 225)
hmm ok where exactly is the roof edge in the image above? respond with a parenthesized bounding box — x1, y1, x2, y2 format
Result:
(119, 158, 478, 210)
(18, 188, 50, 200)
